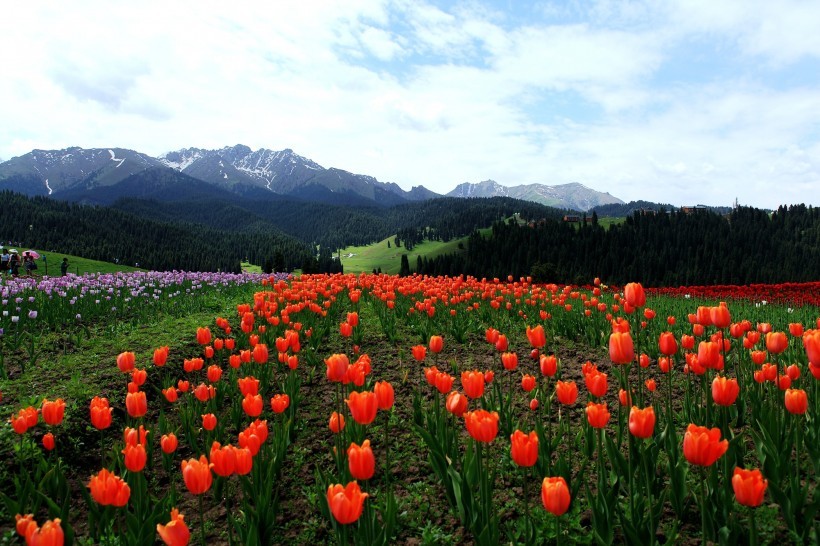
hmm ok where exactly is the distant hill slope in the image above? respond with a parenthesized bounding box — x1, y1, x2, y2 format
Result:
(447, 180, 622, 211)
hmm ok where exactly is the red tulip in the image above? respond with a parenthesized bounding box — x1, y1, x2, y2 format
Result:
(429, 335, 444, 354)
(270, 394, 290, 414)
(346, 391, 378, 425)
(521, 374, 536, 392)
(585, 370, 608, 398)
(628, 406, 655, 439)
(42, 432, 55, 451)
(555, 380, 578, 405)
(803, 329, 820, 363)
(201, 413, 217, 431)
(683, 424, 728, 466)
(539, 354, 558, 377)
(765, 332, 788, 354)
(461, 370, 485, 399)
(784, 388, 808, 415)
(125, 391, 147, 418)
(609, 332, 634, 364)
(41, 398, 66, 426)
(411, 345, 426, 361)
(117, 351, 136, 373)
(325, 354, 349, 382)
(732, 467, 767, 508)
(526, 325, 546, 348)
(464, 409, 499, 443)
(501, 352, 518, 370)
(445, 391, 468, 417)
(157, 508, 190, 546)
(510, 430, 538, 467)
(541, 476, 571, 516)
(658, 332, 678, 356)
(623, 282, 646, 308)
(196, 327, 211, 345)
(329, 412, 345, 433)
(26, 518, 64, 546)
(123, 443, 147, 473)
(181, 456, 212, 495)
(347, 440, 375, 480)
(374, 381, 394, 410)
(712, 375, 740, 406)
(161, 433, 178, 454)
(327, 481, 368, 525)
(209, 442, 236, 477)
(242, 394, 263, 417)
(586, 402, 610, 428)
(88, 469, 130, 507)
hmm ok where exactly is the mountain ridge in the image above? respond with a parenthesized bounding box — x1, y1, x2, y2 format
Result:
(0, 145, 623, 210)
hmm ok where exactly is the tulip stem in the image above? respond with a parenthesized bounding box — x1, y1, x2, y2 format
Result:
(523, 469, 531, 543)
(700, 469, 708, 546)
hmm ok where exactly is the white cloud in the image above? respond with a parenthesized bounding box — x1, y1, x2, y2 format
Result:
(0, 0, 819, 209)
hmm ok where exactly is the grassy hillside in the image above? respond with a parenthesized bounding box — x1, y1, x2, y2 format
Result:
(339, 236, 466, 274)
(8, 249, 142, 276)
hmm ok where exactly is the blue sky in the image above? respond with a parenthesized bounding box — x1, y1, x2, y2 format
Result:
(1, 0, 819, 208)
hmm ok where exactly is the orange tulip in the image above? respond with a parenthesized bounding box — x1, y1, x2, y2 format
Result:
(464, 409, 499, 443)
(209, 442, 236, 477)
(521, 374, 536, 392)
(445, 391, 468, 417)
(325, 354, 349, 383)
(206, 365, 222, 383)
(234, 447, 253, 475)
(555, 380, 578, 405)
(161, 433, 178, 454)
(585, 402, 610, 428)
(784, 388, 808, 415)
(88, 468, 131, 507)
(346, 391, 378, 425)
(329, 411, 346, 433)
(609, 332, 634, 365)
(539, 354, 558, 377)
(123, 443, 147, 473)
(26, 518, 64, 546)
(803, 329, 820, 363)
(15, 513, 36, 539)
(526, 325, 546, 348)
(501, 352, 519, 371)
(252, 344, 268, 364)
(152, 346, 169, 367)
(585, 370, 608, 398)
(201, 413, 217, 431)
(125, 391, 147, 418)
(117, 351, 136, 373)
(732, 467, 767, 508)
(628, 406, 655, 439)
(510, 430, 538, 467)
(683, 424, 728, 466)
(242, 394, 263, 417)
(157, 508, 190, 546)
(163, 387, 179, 403)
(196, 327, 211, 345)
(41, 398, 66, 426)
(541, 476, 571, 516)
(788, 323, 804, 337)
(623, 282, 646, 308)
(658, 332, 678, 356)
(374, 381, 395, 410)
(712, 375, 740, 406)
(411, 345, 426, 361)
(327, 481, 368, 525)
(710, 304, 731, 329)
(42, 432, 56, 451)
(697, 341, 721, 370)
(339, 322, 353, 337)
(347, 440, 375, 480)
(434, 371, 455, 394)
(495, 334, 509, 352)
(181, 456, 213, 495)
(193, 383, 215, 402)
(270, 394, 290, 414)
(124, 425, 149, 447)
(750, 350, 766, 365)
(765, 332, 788, 354)
(681, 334, 695, 350)
(696, 306, 712, 326)
(461, 370, 485, 399)
(429, 335, 444, 354)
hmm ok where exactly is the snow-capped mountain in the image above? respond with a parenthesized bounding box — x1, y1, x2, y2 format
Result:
(448, 180, 623, 211)
(0, 145, 624, 211)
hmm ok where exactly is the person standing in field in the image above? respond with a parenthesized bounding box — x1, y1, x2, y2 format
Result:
(0, 248, 9, 274)
(60, 257, 69, 276)
(9, 252, 20, 277)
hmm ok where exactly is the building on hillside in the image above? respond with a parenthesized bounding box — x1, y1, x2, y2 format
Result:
(563, 215, 581, 223)
(681, 205, 709, 214)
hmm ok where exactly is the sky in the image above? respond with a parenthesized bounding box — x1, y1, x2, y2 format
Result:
(2, 0, 819, 209)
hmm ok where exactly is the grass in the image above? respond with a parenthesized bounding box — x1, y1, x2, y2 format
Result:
(7, 249, 142, 277)
(338, 236, 468, 274)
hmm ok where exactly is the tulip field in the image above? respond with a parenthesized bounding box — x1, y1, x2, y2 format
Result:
(1, 271, 819, 545)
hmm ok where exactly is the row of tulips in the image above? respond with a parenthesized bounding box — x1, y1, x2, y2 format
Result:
(3, 273, 819, 544)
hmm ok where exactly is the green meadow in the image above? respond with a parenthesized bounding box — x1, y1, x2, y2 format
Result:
(339, 234, 471, 274)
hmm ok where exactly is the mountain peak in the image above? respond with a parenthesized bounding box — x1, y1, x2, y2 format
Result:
(446, 180, 622, 211)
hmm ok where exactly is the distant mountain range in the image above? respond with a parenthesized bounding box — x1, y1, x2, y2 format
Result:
(0, 145, 622, 211)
